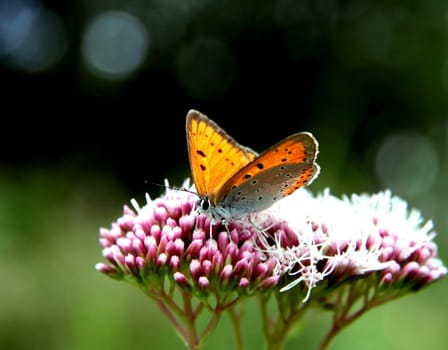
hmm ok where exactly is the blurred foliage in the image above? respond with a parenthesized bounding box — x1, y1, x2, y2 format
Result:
(1, 0, 447, 349)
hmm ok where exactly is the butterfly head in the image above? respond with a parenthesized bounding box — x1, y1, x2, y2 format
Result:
(197, 196, 212, 214)
(196, 195, 234, 225)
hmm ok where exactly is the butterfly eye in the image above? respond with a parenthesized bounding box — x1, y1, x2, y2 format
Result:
(199, 197, 211, 211)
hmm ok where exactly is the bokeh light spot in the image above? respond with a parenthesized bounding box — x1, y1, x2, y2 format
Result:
(0, 0, 67, 73)
(375, 132, 439, 196)
(81, 11, 149, 80)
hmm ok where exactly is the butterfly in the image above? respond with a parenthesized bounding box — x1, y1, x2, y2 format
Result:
(186, 109, 320, 225)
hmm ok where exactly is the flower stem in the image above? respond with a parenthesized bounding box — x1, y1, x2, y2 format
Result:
(318, 279, 403, 350)
(156, 298, 188, 340)
(181, 290, 201, 349)
(228, 306, 244, 350)
(199, 303, 221, 342)
(145, 285, 203, 349)
(148, 284, 233, 350)
(260, 292, 309, 350)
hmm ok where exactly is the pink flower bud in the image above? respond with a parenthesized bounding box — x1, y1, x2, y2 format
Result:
(198, 276, 209, 290)
(170, 255, 180, 270)
(144, 236, 158, 262)
(190, 259, 201, 281)
(156, 253, 167, 267)
(238, 277, 249, 289)
(154, 206, 168, 223)
(173, 272, 191, 288)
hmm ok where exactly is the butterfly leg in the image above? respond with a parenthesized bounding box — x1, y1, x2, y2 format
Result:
(221, 219, 231, 235)
(208, 217, 230, 239)
(208, 218, 215, 240)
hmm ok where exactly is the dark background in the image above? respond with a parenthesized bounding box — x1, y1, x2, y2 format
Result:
(4, 0, 446, 197)
(1, 1, 447, 349)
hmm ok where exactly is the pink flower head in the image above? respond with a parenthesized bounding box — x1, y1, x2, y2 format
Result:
(97, 180, 446, 305)
(96, 180, 278, 296)
(96, 179, 446, 350)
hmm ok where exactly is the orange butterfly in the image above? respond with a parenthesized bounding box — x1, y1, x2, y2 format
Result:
(186, 109, 320, 223)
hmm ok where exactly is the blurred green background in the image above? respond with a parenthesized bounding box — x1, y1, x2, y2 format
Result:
(1, 0, 447, 349)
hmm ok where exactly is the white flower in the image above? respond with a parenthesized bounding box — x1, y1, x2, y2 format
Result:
(256, 188, 446, 301)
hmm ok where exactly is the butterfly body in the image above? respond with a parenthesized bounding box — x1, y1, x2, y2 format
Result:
(186, 110, 320, 223)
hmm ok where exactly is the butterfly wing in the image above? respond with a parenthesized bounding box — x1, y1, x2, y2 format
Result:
(217, 132, 320, 217)
(186, 110, 258, 202)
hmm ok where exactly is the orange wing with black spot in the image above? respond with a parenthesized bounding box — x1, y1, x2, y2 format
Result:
(186, 110, 257, 203)
(216, 132, 320, 214)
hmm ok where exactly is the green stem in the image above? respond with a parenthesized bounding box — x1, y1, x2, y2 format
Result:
(181, 290, 201, 350)
(199, 304, 222, 343)
(260, 293, 271, 341)
(261, 293, 309, 350)
(146, 287, 189, 341)
(318, 282, 403, 350)
(228, 306, 244, 350)
(146, 285, 202, 350)
(155, 298, 188, 341)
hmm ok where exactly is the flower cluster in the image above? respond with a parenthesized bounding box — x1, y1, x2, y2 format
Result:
(254, 189, 446, 301)
(96, 181, 279, 297)
(96, 180, 446, 350)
